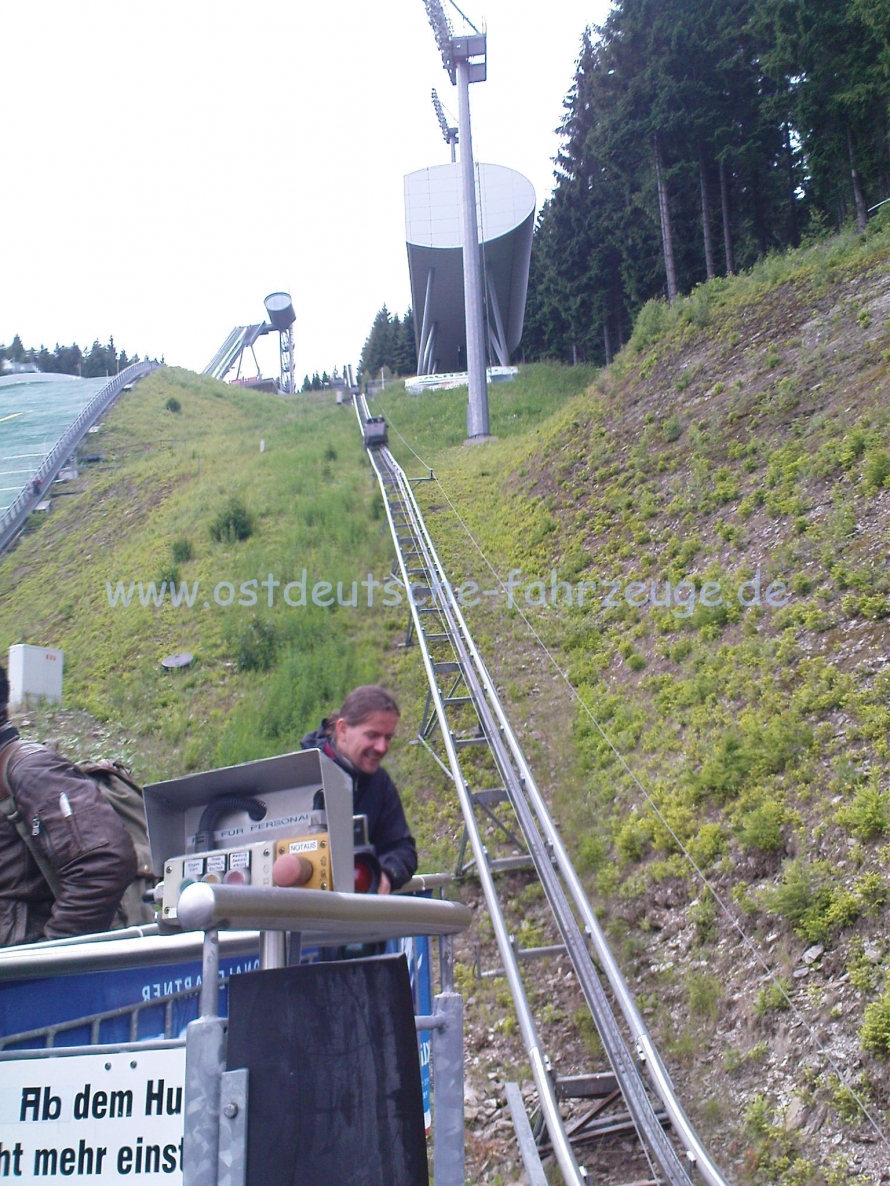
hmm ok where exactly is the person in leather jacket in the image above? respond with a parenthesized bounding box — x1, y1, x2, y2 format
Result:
(301, 685, 418, 892)
(0, 664, 136, 946)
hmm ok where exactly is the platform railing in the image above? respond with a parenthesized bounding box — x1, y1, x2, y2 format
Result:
(176, 883, 471, 1186)
(0, 360, 159, 554)
(0, 880, 471, 1186)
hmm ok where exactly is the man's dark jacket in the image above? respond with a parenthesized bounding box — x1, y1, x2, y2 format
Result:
(301, 726, 418, 890)
(0, 723, 137, 946)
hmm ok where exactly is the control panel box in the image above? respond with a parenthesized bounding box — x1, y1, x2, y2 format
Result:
(144, 749, 353, 930)
(160, 831, 333, 922)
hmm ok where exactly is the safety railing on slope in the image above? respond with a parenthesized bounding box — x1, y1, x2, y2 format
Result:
(202, 327, 246, 379)
(355, 396, 730, 1186)
(201, 325, 269, 382)
(0, 360, 159, 555)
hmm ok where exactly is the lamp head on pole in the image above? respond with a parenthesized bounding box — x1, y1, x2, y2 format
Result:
(423, 0, 486, 85)
(431, 88, 458, 152)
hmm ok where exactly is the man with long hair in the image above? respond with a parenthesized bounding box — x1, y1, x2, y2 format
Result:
(302, 685, 417, 893)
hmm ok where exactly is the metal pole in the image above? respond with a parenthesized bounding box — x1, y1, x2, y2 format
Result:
(186, 930, 224, 1186)
(259, 931, 286, 970)
(183, 1015, 227, 1186)
(456, 57, 489, 439)
(431, 993, 464, 1186)
(439, 932, 454, 993)
(200, 929, 219, 1017)
(418, 268, 435, 375)
(287, 932, 303, 966)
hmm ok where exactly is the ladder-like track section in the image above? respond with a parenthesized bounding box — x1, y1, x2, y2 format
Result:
(357, 398, 729, 1186)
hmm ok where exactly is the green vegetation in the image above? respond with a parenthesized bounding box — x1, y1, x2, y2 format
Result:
(0, 370, 406, 783)
(742, 1094, 818, 1184)
(208, 497, 254, 544)
(860, 989, 890, 1057)
(754, 978, 792, 1016)
(0, 332, 149, 376)
(358, 305, 415, 381)
(759, 863, 887, 943)
(366, 217, 890, 1151)
(686, 971, 722, 1023)
(523, 0, 890, 366)
(8, 214, 890, 1175)
(232, 616, 278, 672)
(171, 538, 193, 564)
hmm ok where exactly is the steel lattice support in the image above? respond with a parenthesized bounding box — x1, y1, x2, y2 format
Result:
(356, 396, 729, 1186)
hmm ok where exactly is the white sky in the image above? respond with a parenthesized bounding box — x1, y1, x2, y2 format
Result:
(1, 1, 608, 381)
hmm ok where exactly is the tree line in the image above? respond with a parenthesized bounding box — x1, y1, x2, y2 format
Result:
(358, 306, 415, 381)
(300, 367, 352, 392)
(522, 0, 890, 366)
(0, 334, 152, 377)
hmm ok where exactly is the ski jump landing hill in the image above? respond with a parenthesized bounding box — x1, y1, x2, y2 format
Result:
(0, 362, 159, 557)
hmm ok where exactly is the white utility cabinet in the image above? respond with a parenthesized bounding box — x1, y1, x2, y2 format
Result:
(7, 644, 63, 706)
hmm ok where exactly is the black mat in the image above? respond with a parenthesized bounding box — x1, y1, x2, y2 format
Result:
(226, 954, 429, 1186)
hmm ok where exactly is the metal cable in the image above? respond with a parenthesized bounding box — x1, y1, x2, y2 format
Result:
(375, 412, 890, 1157)
(357, 398, 706, 1183)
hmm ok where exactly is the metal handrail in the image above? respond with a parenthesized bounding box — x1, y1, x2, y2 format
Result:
(0, 360, 158, 554)
(0, 979, 208, 1050)
(0, 1038, 185, 1061)
(176, 882, 472, 938)
(0, 929, 260, 983)
(396, 872, 453, 893)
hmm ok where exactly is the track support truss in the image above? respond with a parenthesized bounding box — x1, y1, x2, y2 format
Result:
(356, 397, 729, 1186)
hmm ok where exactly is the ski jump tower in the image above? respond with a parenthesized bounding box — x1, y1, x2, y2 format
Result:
(264, 292, 296, 394)
(203, 291, 296, 393)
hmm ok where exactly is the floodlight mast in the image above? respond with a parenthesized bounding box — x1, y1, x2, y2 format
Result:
(432, 88, 458, 163)
(424, 0, 489, 439)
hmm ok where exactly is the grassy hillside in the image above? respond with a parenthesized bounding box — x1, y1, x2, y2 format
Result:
(0, 372, 404, 769)
(7, 218, 890, 1181)
(372, 217, 890, 1183)
(0, 364, 593, 869)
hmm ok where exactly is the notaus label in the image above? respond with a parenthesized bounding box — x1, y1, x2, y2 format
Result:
(288, 839, 319, 854)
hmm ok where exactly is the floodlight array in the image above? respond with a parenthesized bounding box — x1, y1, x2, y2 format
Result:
(424, 0, 455, 81)
(431, 88, 457, 146)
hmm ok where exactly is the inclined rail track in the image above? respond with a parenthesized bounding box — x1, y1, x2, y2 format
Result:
(357, 397, 730, 1186)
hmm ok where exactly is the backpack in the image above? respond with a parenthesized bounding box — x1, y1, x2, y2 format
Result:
(76, 760, 156, 929)
(0, 743, 155, 930)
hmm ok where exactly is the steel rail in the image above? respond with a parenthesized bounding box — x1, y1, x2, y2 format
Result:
(451, 608, 729, 1186)
(0, 929, 260, 983)
(356, 398, 586, 1186)
(374, 447, 688, 1186)
(357, 397, 727, 1185)
(387, 442, 729, 1186)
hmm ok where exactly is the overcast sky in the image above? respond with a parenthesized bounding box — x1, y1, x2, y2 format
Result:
(2, 1, 609, 382)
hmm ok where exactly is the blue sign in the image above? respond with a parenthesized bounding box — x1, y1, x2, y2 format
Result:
(0, 954, 260, 1050)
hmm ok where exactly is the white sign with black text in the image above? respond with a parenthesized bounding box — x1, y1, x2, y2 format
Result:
(0, 1048, 185, 1182)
